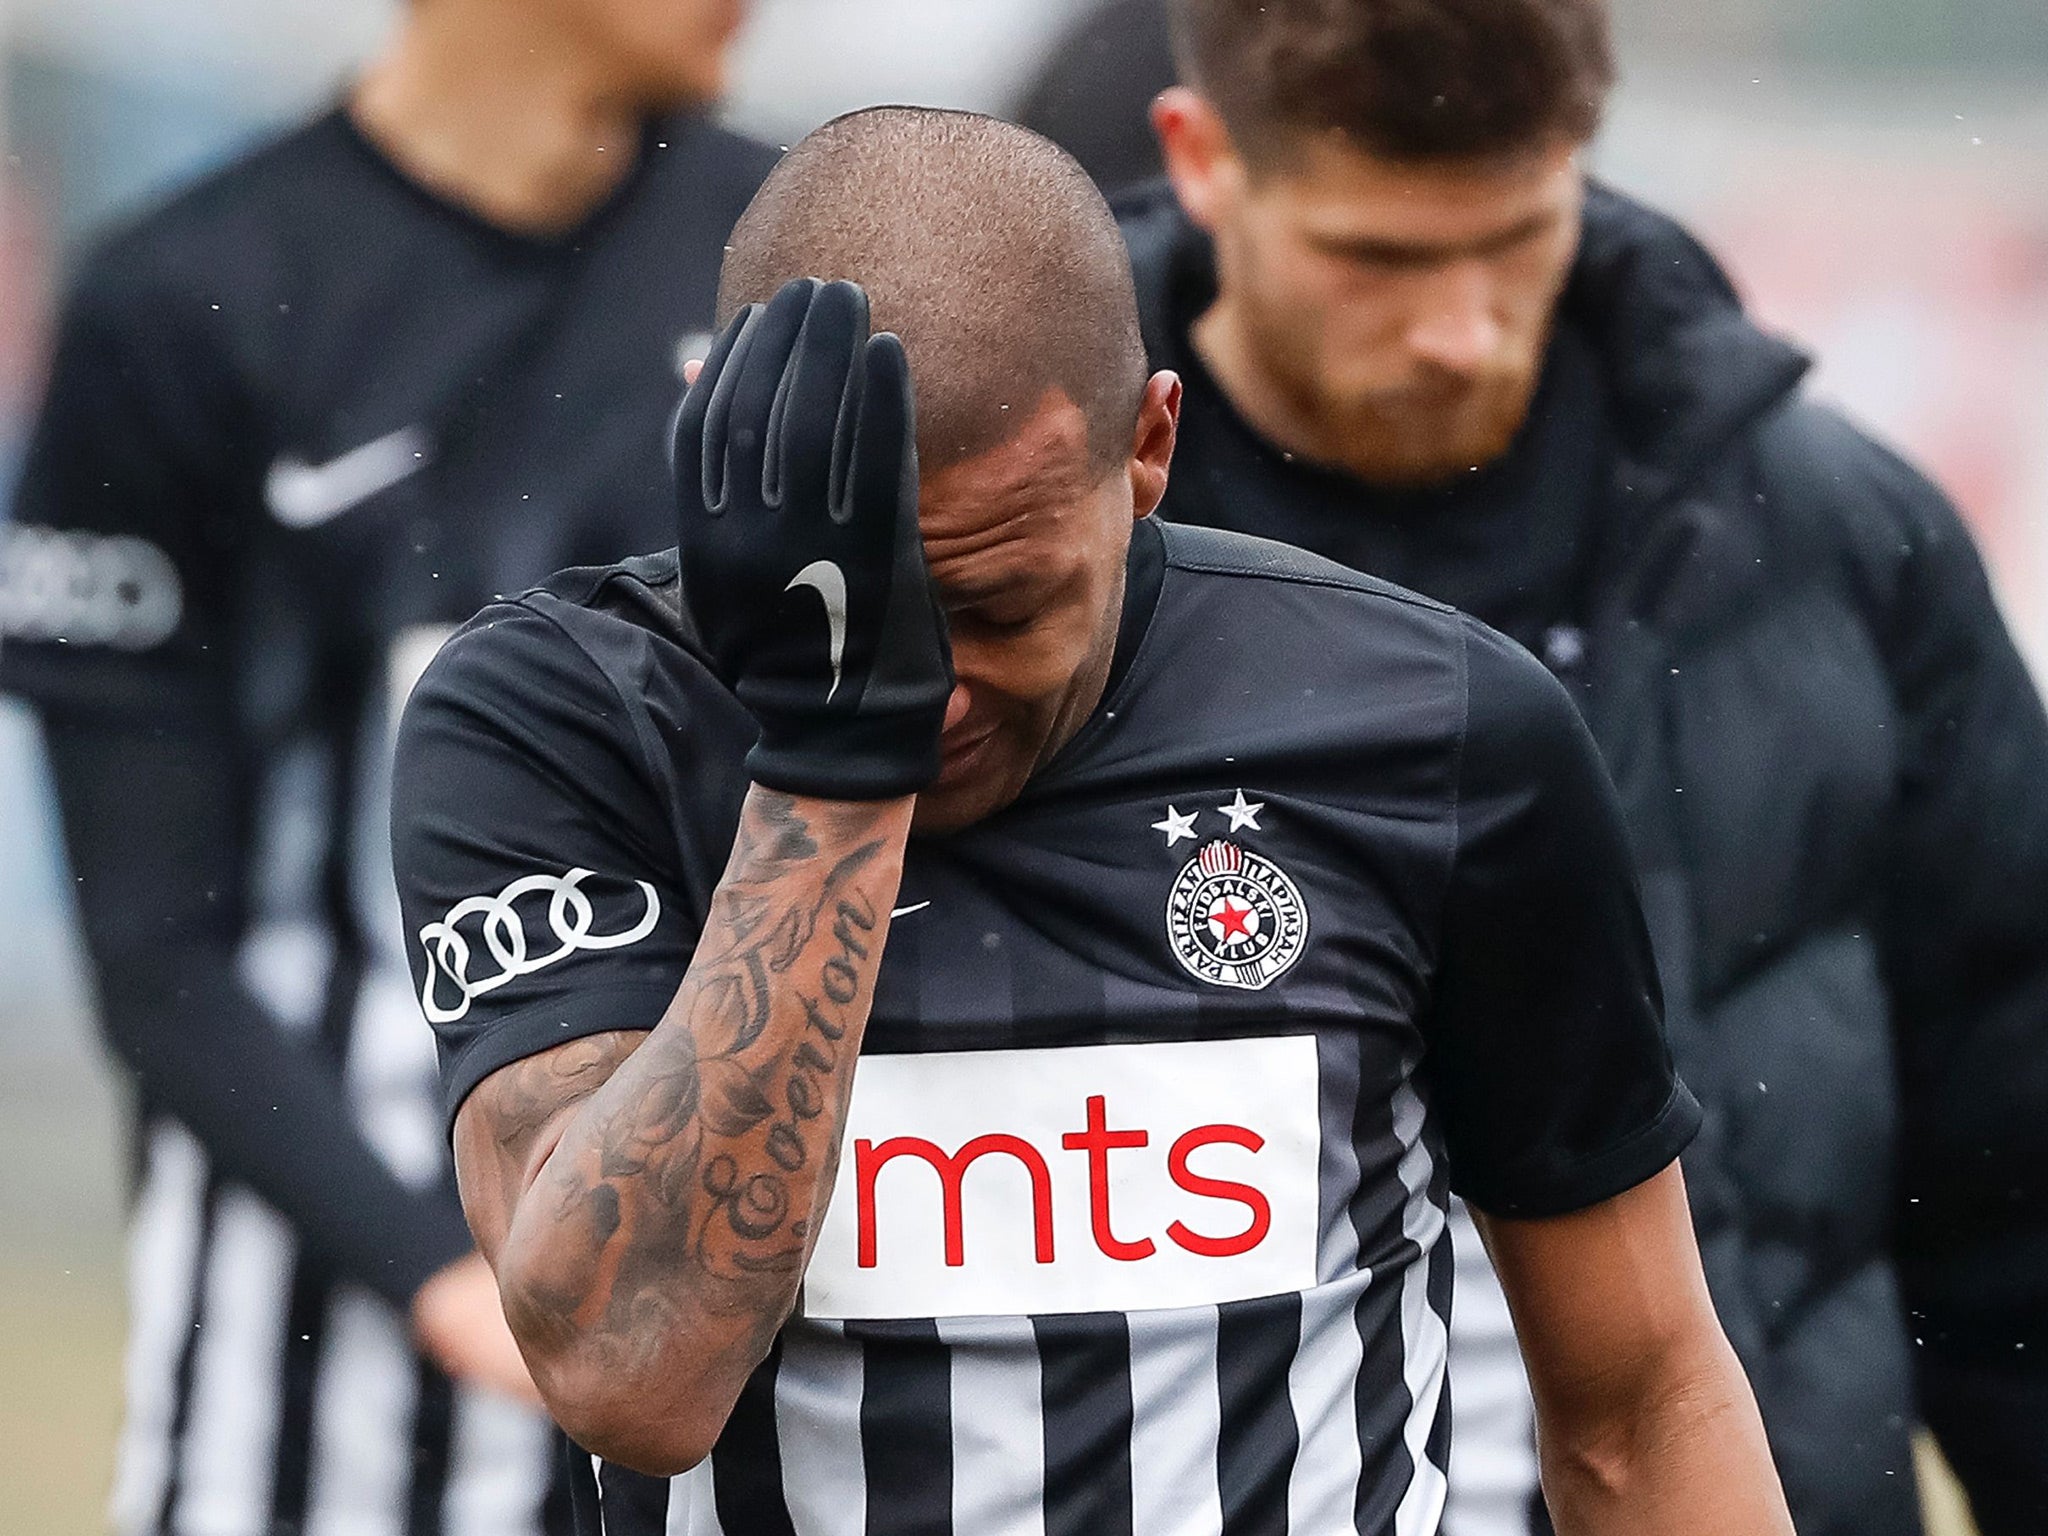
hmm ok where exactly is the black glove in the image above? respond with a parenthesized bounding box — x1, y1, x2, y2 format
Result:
(674, 278, 953, 799)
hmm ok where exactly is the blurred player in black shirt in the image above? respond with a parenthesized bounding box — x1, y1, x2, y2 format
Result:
(0, 2, 773, 1532)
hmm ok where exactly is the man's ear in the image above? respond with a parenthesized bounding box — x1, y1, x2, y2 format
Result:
(1128, 371, 1181, 520)
(1152, 86, 1239, 233)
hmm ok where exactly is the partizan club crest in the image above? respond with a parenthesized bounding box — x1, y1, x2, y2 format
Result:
(1166, 839, 1309, 991)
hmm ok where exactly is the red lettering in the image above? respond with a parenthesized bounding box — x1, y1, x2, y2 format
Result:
(1166, 1124, 1271, 1258)
(1061, 1095, 1155, 1261)
(855, 1135, 1055, 1268)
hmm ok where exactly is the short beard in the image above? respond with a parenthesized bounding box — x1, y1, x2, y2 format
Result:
(1331, 368, 1539, 488)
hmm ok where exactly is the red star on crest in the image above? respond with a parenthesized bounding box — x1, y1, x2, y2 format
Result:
(1212, 898, 1254, 941)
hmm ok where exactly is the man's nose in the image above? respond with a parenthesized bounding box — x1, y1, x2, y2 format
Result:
(942, 682, 973, 733)
(1406, 262, 1501, 377)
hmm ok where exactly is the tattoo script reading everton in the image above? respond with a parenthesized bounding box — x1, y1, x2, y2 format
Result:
(486, 791, 899, 1386)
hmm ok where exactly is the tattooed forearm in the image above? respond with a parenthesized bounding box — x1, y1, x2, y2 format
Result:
(452, 1030, 643, 1264)
(457, 789, 912, 1458)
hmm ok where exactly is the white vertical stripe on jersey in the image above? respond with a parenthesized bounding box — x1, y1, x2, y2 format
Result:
(935, 1314, 1046, 1536)
(1125, 1303, 1224, 1536)
(108, 1123, 208, 1536)
(1289, 1268, 1373, 1532)
(304, 1285, 417, 1536)
(173, 1187, 293, 1534)
(444, 1385, 554, 1536)
(773, 1321, 867, 1534)
(1390, 1074, 1451, 1536)
(665, 1461, 721, 1536)
(1441, 1201, 1538, 1536)
(1285, 1012, 1371, 1530)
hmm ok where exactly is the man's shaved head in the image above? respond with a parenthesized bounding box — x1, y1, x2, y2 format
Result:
(717, 107, 1148, 471)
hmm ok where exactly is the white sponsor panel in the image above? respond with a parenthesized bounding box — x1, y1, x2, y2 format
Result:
(803, 1035, 1320, 1320)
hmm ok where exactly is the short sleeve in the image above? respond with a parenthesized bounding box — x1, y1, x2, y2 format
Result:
(1427, 619, 1701, 1218)
(1, 252, 244, 716)
(391, 603, 695, 1130)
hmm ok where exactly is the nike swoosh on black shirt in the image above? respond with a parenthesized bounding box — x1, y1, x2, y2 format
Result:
(264, 425, 432, 529)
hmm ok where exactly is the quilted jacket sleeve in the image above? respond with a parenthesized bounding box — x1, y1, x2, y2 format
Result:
(1850, 419, 2048, 1374)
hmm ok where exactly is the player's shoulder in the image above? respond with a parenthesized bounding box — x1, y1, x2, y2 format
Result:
(411, 549, 725, 761)
(1157, 519, 1459, 617)
(1157, 521, 1578, 756)
(68, 112, 354, 318)
(424, 548, 701, 716)
(523, 546, 691, 632)
(1444, 610, 1609, 818)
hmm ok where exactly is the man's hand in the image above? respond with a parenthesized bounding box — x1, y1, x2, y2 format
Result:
(675, 277, 952, 799)
(411, 1252, 542, 1404)
(1478, 1164, 1794, 1535)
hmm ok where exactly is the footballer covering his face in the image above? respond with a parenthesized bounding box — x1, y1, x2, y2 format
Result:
(391, 108, 1790, 1536)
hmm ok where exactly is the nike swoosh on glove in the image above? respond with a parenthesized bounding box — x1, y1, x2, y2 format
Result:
(674, 278, 954, 799)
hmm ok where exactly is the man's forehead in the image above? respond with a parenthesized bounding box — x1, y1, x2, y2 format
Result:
(1284, 135, 1580, 248)
(918, 387, 1100, 555)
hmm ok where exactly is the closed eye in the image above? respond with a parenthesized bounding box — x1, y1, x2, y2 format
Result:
(951, 605, 1037, 636)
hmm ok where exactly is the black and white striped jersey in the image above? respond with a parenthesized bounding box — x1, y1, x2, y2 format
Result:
(2, 106, 773, 1535)
(393, 518, 1701, 1536)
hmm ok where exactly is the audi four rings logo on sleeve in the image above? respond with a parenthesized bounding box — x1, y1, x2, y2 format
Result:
(802, 1035, 1321, 1319)
(0, 524, 183, 651)
(417, 868, 661, 1024)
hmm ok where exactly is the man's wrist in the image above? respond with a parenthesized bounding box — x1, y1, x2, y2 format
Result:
(744, 711, 944, 801)
(744, 784, 919, 824)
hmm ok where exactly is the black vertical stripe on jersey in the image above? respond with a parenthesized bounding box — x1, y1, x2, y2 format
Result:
(266, 1255, 333, 1531)
(154, 1170, 224, 1535)
(1425, 1369, 1454, 1500)
(712, 1336, 797, 1535)
(540, 1431, 581, 1536)
(1419, 1126, 1455, 1498)
(859, 1318, 954, 1535)
(880, 908, 938, 1054)
(554, 1433, 601, 1536)
(596, 1463, 673, 1536)
(1348, 1071, 1425, 1536)
(1214, 1291, 1303, 1536)
(1034, 1312, 1137, 1536)
(1422, 1222, 1454, 1486)
(405, 1361, 455, 1536)
(1347, 1249, 1415, 1536)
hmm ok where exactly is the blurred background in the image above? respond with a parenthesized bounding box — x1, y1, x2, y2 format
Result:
(2, 0, 2043, 1526)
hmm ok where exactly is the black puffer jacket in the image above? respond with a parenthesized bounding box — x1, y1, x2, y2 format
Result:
(1123, 181, 2048, 1536)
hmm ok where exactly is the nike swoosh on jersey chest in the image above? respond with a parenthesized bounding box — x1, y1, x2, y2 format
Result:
(264, 425, 433, 530)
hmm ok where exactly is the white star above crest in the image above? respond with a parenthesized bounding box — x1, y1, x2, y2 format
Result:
(1218, 788, 1265, 832)
(1152, 805, 1200, 848)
